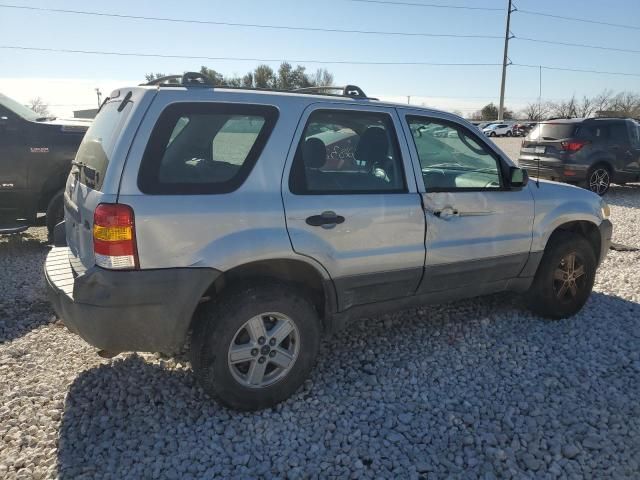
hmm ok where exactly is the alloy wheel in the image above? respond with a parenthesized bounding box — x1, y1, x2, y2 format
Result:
(589, 168, 610, 195)
(553, 252, 587, 301)
(227, 312, 299, 389)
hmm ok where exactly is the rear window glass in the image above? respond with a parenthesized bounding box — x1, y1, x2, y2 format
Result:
(139, 103, 278, 194)
(75, 99, 131, 191)
(527, 123, 577, 141)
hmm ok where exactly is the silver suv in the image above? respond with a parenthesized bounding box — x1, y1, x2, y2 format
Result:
(45, 75, 612, 410)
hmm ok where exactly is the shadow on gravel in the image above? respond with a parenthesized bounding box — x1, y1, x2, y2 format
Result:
(57, 292, 640, 478)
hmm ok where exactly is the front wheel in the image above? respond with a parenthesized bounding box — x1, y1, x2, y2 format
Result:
(490, 131, 497, 137)
(527, 232, 596, 319)
(506, 130, 512, 137)
(191, 282, 321, 411)
(587, 165, 611, 196)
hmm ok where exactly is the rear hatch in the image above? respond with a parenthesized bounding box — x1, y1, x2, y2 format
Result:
(64, 91, 140, 273)
(520, 122, 581, 162)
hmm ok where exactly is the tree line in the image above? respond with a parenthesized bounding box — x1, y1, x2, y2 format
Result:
(470, 90, 640, 121)
(520, 91, 640, 121)
(145, 63, 334, 90)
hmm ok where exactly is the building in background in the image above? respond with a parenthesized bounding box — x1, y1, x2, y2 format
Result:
(73, 108, 98, 119)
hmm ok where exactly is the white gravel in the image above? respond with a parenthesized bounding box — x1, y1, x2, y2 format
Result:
(2, 181, 640, 479)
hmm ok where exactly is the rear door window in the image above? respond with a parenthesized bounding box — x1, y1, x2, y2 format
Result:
(289, 109, 406, 194)
(138, 103, 278, 194)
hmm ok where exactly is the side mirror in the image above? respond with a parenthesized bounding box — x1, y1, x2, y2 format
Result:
(509, 166, 528, 188)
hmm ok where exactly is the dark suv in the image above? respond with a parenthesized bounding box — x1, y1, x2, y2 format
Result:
(0, 93, 89, 235)
(519, 118, 640, 195)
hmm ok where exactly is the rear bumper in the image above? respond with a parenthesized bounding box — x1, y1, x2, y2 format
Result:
(45, 247, 220, 354)
(519, 160, 588, 183)
(599, 219, 613, 265)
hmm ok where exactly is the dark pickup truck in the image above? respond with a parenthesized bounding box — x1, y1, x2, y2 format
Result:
(0, 92, 90, 236)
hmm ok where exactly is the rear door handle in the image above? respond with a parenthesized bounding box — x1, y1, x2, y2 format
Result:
(432, 207, 459, 220)
(305, 211, 345, 227)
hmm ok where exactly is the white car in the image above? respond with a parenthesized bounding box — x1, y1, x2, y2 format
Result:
(483, 123, 513, 137)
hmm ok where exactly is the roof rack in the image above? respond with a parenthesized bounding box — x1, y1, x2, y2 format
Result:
(293, 85, 372, 99)
(142, 74, 374, 100)
(142, 72, 213, 87)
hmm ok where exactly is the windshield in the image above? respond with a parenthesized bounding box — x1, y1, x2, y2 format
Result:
(0, 92, 40, 121)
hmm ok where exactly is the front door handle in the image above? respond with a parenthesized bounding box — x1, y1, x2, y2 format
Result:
(306, 211, 345, 227)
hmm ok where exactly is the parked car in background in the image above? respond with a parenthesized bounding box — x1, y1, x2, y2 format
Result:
(45, 76, 612, 410)
(0, 92, 90, 236)
(483, 123, 513, 137)
(512, 122, 537, 137)
(519, 118, 640, 195)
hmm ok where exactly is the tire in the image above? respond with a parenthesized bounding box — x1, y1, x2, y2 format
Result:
(490, 131, 497, 137)
(527, 231, 596, 319)
(191, 282, 321, 411)
(46, 191, 64, 241)
(587, 164, 611, 196)
(506, 130, 512, 137)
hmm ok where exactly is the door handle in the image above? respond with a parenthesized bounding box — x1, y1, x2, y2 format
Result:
(432, 207, 459, 220)
(305, 211, 345, 227)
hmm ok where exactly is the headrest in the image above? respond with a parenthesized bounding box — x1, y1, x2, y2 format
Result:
(302, 137, 327, 169)
(355, 127, 389, 163)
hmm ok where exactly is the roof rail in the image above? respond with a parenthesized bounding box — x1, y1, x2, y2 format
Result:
(140, 76, 376, 100)
(142, 72, 213, 87)
(293, 84, 371, 99)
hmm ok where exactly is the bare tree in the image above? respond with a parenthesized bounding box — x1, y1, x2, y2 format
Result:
(611, 92, 640, 117)
(28, 97, 50, 116)
(521, 101, 552, 121)
(574, 95, 595, 118)
(592, 89, 613, 114)
(550, 95, 578, 118)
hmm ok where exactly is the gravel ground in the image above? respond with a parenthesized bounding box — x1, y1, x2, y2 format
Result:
(2, 179, 640, 478)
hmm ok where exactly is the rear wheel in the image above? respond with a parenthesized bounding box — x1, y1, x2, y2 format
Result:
(46, 191, 64, 241)
(191, 282, 321, 411)
(587, 165, 611, 196)
(527, 232, 596, 319)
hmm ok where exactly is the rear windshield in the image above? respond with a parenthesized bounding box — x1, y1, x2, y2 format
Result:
(527, 123, 577, 141)
(138, 103, 278, 194)
(75, 98, 131, 191)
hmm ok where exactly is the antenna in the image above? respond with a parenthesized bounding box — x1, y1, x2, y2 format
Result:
(536, 122, 541, 188)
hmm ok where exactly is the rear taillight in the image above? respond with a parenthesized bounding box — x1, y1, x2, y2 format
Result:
(561, 140, 588, 152)
(93, 203, 138, 270)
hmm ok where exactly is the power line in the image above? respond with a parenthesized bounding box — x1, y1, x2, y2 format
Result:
(3, 4, 638, 56)
(516, 36, 640, 54)
(0, 45, 503, 66)
(516, 8, 640, 31)
(512, 63, 640, 78)
(350, 0, 502, 11)
(4, 44, 640, 78)
(0, 3, 501, 40)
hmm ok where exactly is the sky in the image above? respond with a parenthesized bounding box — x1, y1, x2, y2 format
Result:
(0, 0, 639, 118)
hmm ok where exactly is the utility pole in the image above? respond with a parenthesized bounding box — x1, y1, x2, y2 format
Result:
(407, 95, 411, 105)
(95, 88, 102, 108)
(498, 0, 514, 121)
